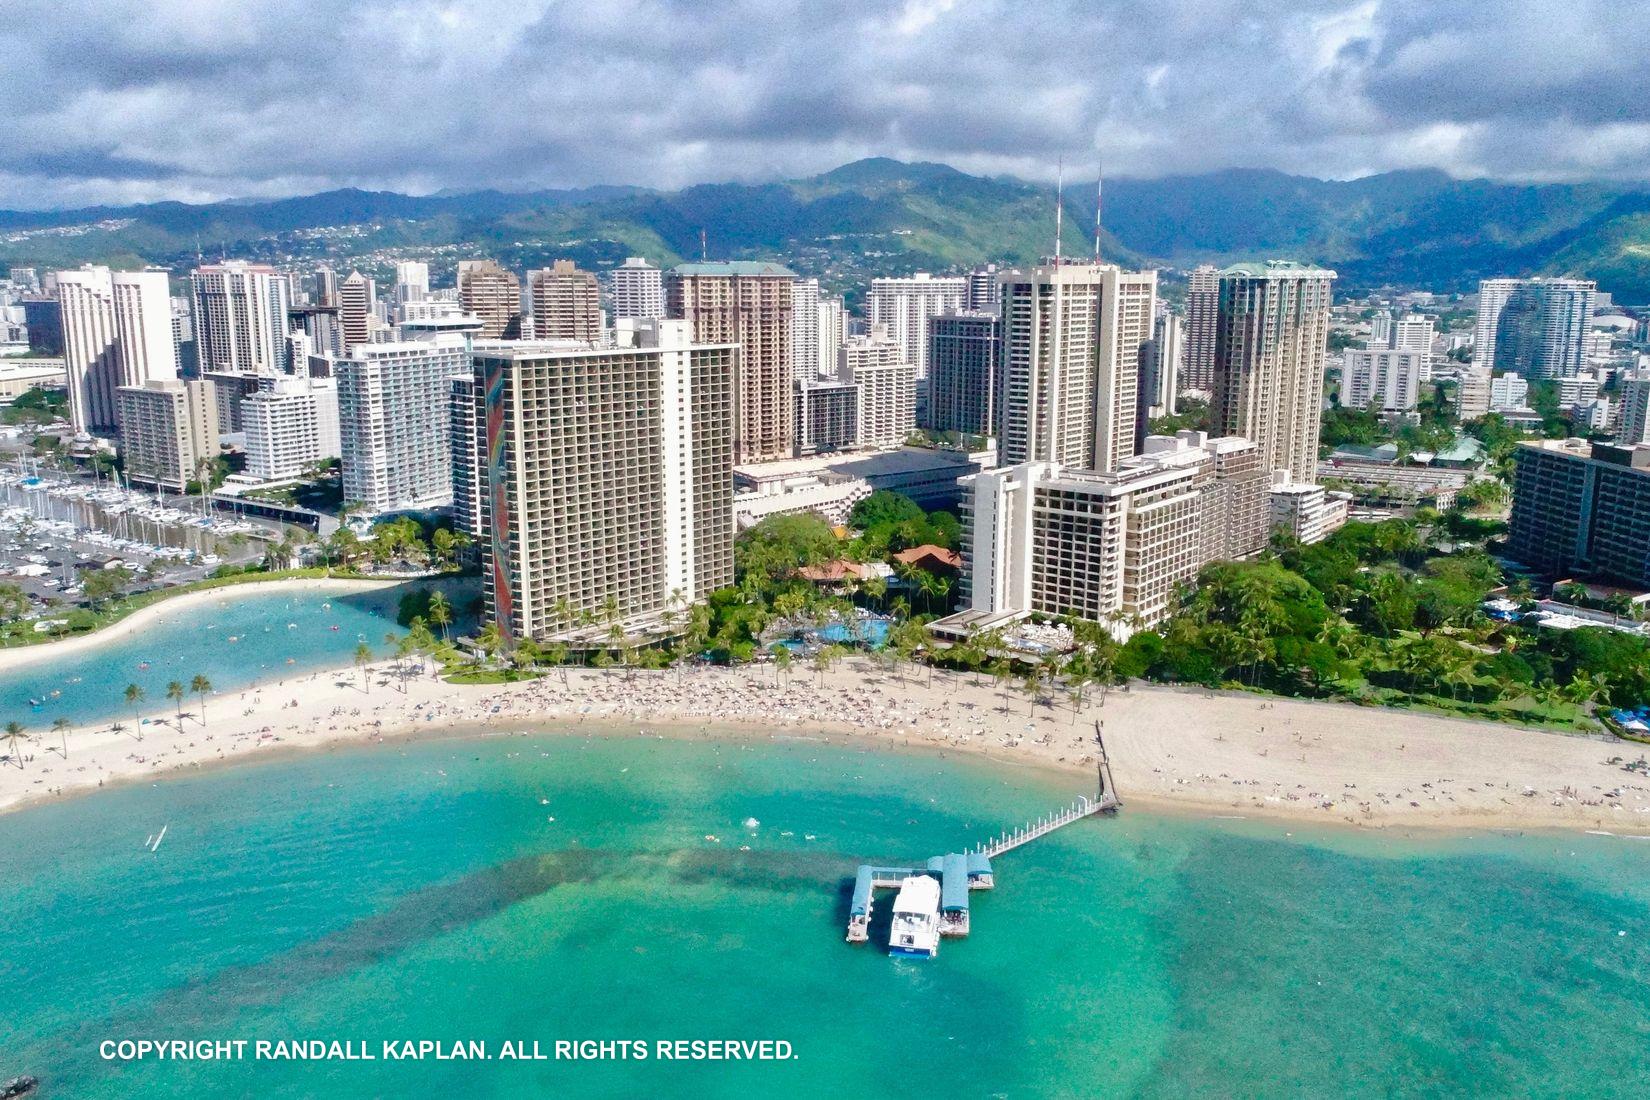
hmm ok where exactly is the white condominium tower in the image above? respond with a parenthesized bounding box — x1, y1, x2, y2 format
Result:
(866, 273, 966, 381)
(457, 259, 522, 339)
(529, 261, 601, 342)
(1182, 264, 1219, 390)
(335, 334, 470, 514)
(242, 375, 341, 482)
(817, 295, 846, 377)
(468, 319, 737, 642)
(837, 324, 916, 449)
(55, 266, 178, 434)
(667, 261, 795, 462)
(190, 260, 292, 375)
(1474, 277, 1596, 379)
(997, 262, 1157, 473)
(791, 277, 821, 383)
(609, 257, 664, 321)
(1210, 261, 1336, 483)
(394, 261, 429, 305)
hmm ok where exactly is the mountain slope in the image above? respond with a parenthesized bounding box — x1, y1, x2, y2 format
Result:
(2, 160, 1647, 299)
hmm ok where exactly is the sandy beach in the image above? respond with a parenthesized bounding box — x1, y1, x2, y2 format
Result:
(4, 639, 1649, 832)
(0, 576, 403, 673)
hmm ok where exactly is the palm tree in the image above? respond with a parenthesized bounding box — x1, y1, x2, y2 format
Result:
(476, 622, 504, 664)
(354, 641, 374, 692)
(124, 682, 146, 738)
(190, 675, 212, 726)
(544, 642, 571, 686)
(165, 680, 186, 724)
(427, 590, 453, 641)
(4, 720, 24, 768)
(51, 716, 71, 758)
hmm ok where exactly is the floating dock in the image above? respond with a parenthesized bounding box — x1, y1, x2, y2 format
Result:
(845, 723, 1121, 951)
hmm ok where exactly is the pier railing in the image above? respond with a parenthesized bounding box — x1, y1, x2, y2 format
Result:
(977, 794, 1114, 858)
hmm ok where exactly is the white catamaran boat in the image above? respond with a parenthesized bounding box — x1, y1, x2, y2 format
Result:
(888, 875, 941, 959)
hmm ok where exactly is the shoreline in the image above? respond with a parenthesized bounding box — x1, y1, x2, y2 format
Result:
(0, 575, 406, 673)
(5, 653, 1649, 834)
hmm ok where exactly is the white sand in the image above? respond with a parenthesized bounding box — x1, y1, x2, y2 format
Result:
(5, 648, 1648, 832)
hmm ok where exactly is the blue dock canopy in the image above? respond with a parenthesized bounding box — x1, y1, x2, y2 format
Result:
(851, 866, 875, 917)
(941, 853, 970, 911)
(967, 852, 993, 878)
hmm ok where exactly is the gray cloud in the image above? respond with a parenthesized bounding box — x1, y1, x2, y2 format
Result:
(0, 0, 1644, 209)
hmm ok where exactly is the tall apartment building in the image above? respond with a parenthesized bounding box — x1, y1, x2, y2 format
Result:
(1182, 264, 1220, 390)
(336, 335, 471, 514)
(449, 374, 482, 538)
(339, 271, 374, 354)
(667, 261, 794, 462)
(954, 431, 1265, 638)
(241, 375, 341, 482)
(529, 261, 601, 342)
(966, 264, 1001, 314)
(865, 273, 966, 381)
(1618, 372, 1650, 445)
(56, 266, 179, 434)
(997, 262, 1157, 473)
(1340, 348, 1427, 417)
(310, 265, 339, 308)
(190, 261, 291, 375)
(791, 277, 821, 382)
(22, 297, 63, 356)
(1475, 277, 1596, 379)
(394, 261, 429, 306)
(1140, 312, 1184, 420)
(817, 295, 846, 377)
(1210, 261, 1337, 483)
(457, 259, 522, 340)
(609, 257, 664, 321)
(838, 325, 916, 449)
(116, 379, 218, 490)
(468, 319, 737, 641)
(927, 312, 1000, 437)
(1508, 439, 1650, 587)
(794, 378, 859, 455)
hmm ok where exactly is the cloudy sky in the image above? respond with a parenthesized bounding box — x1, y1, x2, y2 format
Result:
(2, 0, 1644, 209)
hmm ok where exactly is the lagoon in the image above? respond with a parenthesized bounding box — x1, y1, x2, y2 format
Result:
(3, 732, 1648, 1098)
(0, 583, 429, 729)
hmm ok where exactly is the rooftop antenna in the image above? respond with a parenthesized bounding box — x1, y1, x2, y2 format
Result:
(1093, 159, 1104, 263)
(1053, 158, 1064, 268)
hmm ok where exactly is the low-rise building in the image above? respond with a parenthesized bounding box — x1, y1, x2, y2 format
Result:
(1269, 479, 1352, 545)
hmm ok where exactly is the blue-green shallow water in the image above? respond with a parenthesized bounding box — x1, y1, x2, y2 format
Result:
(4, 732, 1650, 1099)
(0, 583, 433, 728)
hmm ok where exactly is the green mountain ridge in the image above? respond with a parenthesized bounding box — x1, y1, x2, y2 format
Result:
(2, 159, 1647, 300)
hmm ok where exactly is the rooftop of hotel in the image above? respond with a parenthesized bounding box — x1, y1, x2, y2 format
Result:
(671, 261, 797, 278)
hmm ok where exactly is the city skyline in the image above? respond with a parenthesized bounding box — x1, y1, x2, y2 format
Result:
(1, 1, 1646, 210)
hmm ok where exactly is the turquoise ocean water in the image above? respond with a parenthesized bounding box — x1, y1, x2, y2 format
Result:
(3, 731, 1649, 1098)
(0, 584, 423, 729)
